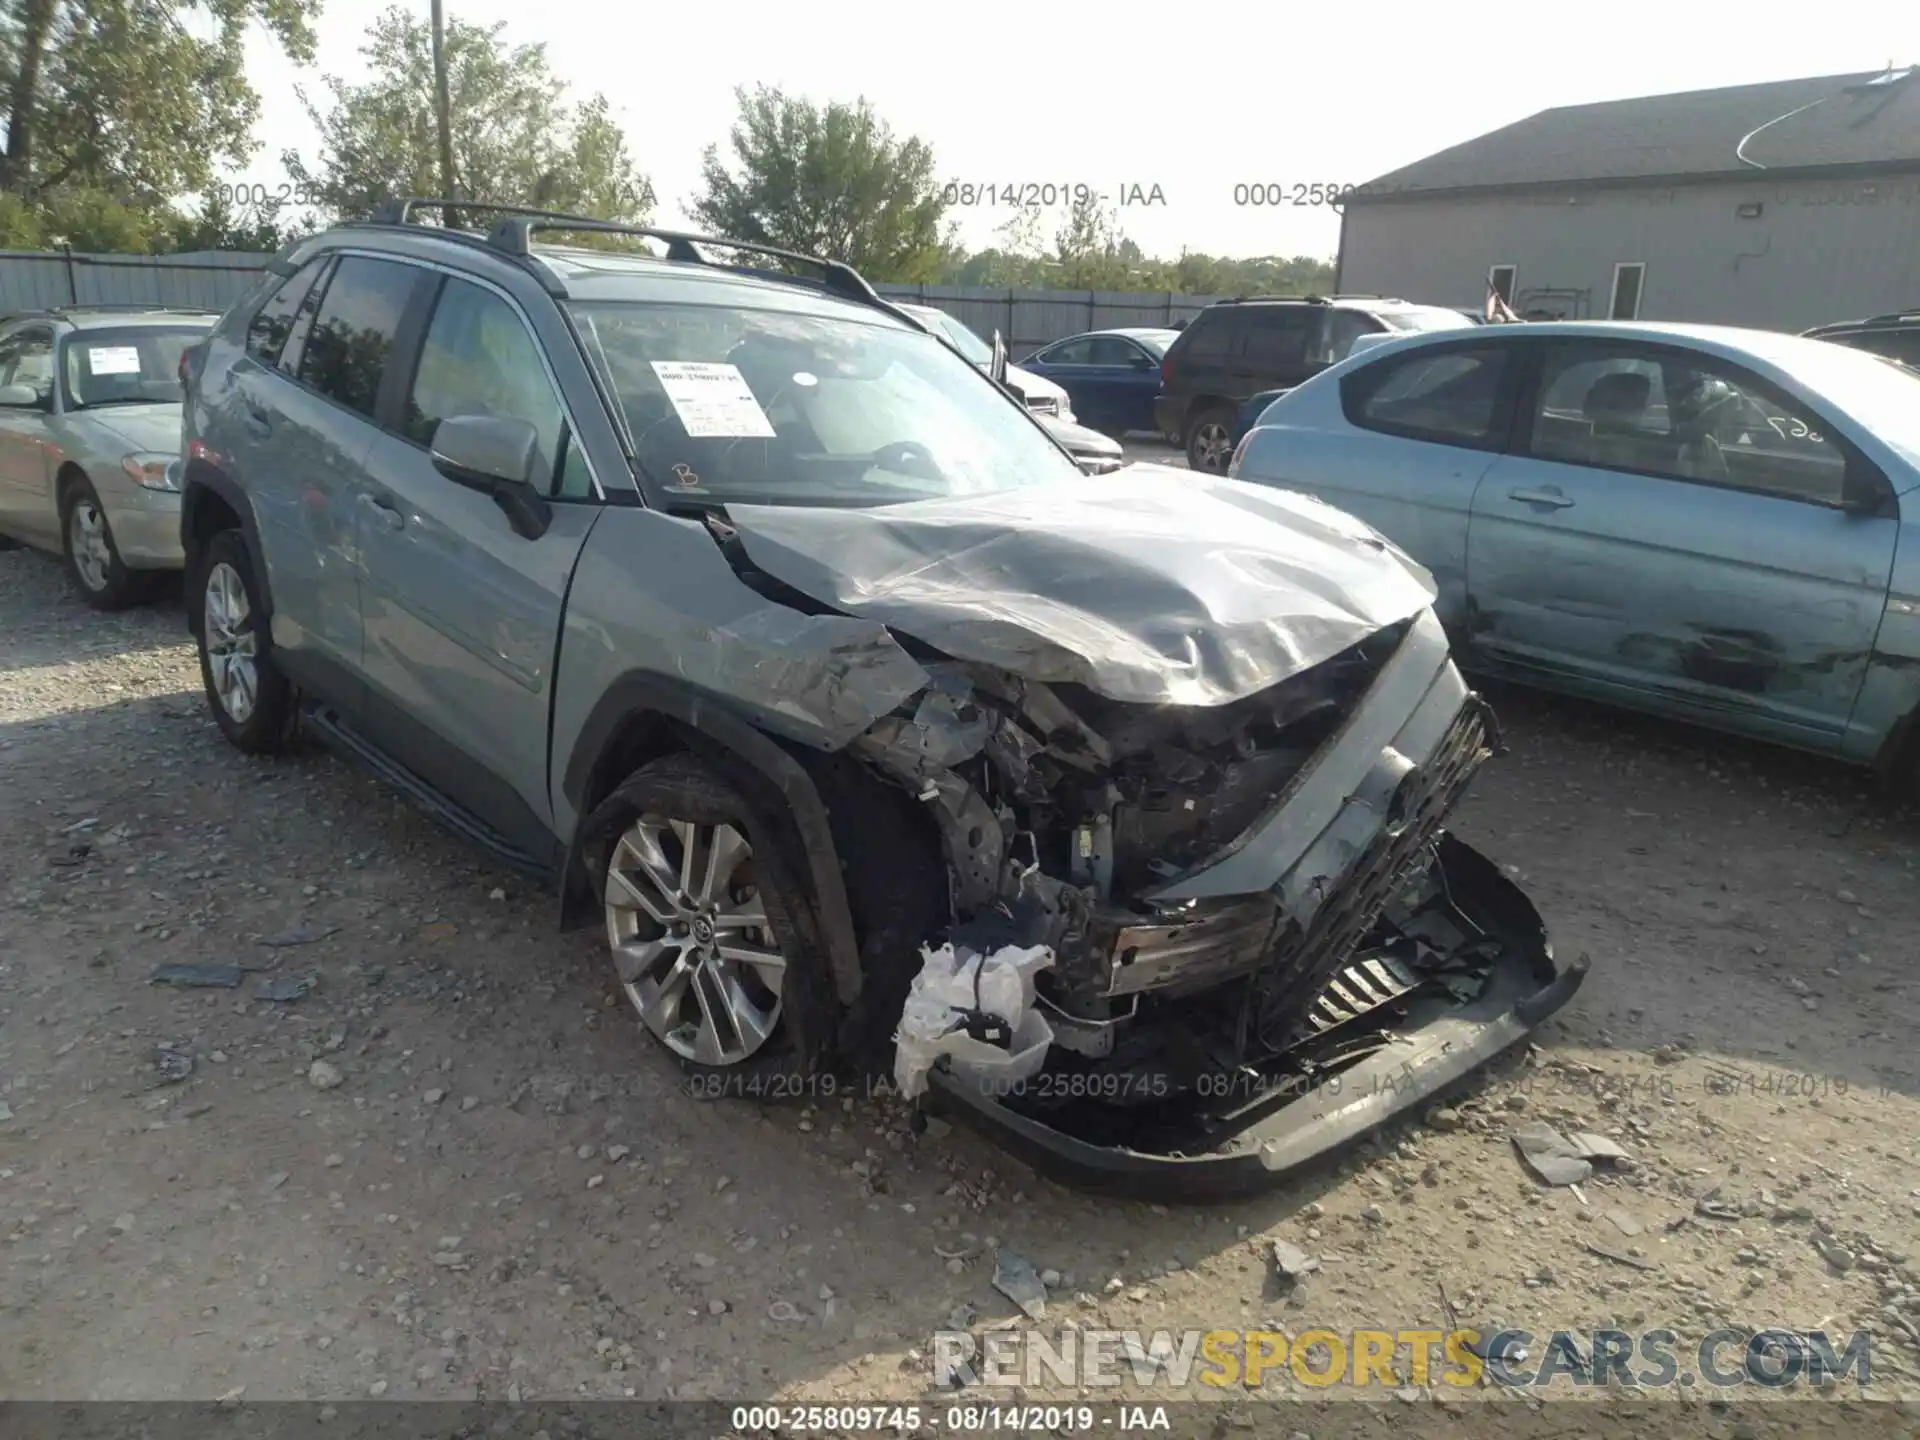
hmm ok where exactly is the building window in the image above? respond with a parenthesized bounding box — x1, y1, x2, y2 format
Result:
(1488, 265, 1517, 304)
(1609, 263, 1645, 321)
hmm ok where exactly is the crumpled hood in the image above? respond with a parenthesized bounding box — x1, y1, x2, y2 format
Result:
(724, 466, 1437, 707)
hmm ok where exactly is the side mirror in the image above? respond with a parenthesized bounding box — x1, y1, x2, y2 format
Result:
(0, 383, 41, 408)
(990, 330, 1009, 386)
(430, 414, 552, 539)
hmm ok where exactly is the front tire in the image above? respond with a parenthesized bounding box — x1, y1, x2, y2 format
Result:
(582, 755, 836, 1086)
(1185, 404, 1237, 474)
(62, 479, 144, 610)
(195, 529, 298, 754)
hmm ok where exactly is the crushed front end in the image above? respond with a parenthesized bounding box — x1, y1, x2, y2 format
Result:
(849, 609, 1584, 1201)
(716, 472, 1586, 1199)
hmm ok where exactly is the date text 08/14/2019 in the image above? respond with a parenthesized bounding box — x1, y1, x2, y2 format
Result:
(942, 182, 1166, 208)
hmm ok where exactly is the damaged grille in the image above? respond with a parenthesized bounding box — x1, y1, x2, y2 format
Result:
(1254, 697, 1492, 1047)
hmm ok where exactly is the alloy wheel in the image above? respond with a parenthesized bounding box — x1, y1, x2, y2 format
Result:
(69, 500, 113, 592)
(604, 816, 786, 1066)
(203, 560, 259, 724)
(1193, 421, 1233, 473)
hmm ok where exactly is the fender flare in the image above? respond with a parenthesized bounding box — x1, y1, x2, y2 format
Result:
(179, 458, 273, 636)
(561, 674, 865, 1007)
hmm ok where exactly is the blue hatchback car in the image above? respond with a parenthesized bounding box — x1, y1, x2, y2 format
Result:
(1230, 321, 1920, 782)
(1020, 327, 1180, 437)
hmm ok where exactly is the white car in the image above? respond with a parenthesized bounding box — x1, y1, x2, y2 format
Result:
(898, 303, 1076, 423)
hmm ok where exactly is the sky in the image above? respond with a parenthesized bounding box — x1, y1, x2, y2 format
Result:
(234, 0, 1908, 263)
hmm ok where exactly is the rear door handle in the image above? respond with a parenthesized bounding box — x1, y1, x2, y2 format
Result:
(1508, 487, 1575, 509)
(357, 491, 404, 530)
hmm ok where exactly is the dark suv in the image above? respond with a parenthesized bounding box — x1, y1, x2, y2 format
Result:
(1803, 310, 1920, 368)
(1155, 295, 1473, 472)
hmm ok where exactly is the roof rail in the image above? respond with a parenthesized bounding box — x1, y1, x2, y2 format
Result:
(369, 196, 617, 230)
(1861, 309, 1920, 325)
(487, 216, 892, 314)
(53, 302, 218, 315)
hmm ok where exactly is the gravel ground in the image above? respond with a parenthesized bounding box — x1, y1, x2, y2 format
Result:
(2, 540, 1918, 1413)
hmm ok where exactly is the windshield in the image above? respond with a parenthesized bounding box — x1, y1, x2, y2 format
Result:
(1132, 330, 1180, 356)
(1785, 337, 1920, 472)
(1378, 307, 1475, 334)
(60, 325, 206, 411)
(568, 300, 1083, 506)
(903, 306, 992, 366)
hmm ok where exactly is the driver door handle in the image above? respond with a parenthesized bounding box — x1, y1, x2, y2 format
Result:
(1508, 486, 1575, 510)
(357, 491, 404, 530)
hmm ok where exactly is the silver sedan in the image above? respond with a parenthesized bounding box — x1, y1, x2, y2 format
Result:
(0, 307, 215, 608)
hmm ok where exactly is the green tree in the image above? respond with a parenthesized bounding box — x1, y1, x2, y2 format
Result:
(691, 86, 949, 283)
(0, 0, 318, 207)
(285, 6, 651, 227)
(1052, 192, 1134, 290)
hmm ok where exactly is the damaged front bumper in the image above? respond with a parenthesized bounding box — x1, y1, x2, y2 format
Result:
(922, 834, 1586, 1202)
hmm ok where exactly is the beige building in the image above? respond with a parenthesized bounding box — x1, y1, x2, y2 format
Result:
(1336, 68, 1920, 332)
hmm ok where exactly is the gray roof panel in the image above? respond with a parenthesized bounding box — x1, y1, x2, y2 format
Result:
(1353, 68, 1920, 198)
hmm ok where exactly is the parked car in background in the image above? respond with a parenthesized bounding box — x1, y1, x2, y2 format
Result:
(1156, 295, 1475, 473)
(1019, 327, 1180, 438)
(1228, 334, 1411, 448)
(1803, 309, 1920, 368)
(0, 305, 216, 607)
(897, 303, 1075, 422)
(1229, 320, 1920, 783)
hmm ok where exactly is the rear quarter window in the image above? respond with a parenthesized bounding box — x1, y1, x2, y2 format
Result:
(1342, 346, 1511, 449)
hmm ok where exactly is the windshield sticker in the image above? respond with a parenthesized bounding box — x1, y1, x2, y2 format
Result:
(792, 371, 819, 387)
(649, 361, 776, 438)
(670, 462, 704, 490)
(85, 346, 142, 375)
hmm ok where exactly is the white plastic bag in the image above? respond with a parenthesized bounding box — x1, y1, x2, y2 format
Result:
(892, 941, 1055, 1100)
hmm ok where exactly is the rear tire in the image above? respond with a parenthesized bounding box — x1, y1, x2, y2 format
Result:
(1184, 404, 1237, 474)
(195, 529, 298, 754)
(62, 478, 146, 610)
(580, 754, 837, 1090)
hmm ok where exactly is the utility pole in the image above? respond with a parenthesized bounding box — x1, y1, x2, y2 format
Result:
(430, 0, 459, 227)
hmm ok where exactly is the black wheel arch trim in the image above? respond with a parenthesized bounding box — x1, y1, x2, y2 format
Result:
(561, 674, 865, 1007)
(180, 458, 272, 636)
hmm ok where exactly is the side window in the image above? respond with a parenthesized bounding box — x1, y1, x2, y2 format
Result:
(0, 326, 53, 394)
(297, 256, 420, 420)
(406, 277, 581, 497)
(1527, 343, 1849, 504)
(1086, 336, 1141, 367)
(245, 258, 327, 367)
(1243, 311, 1315, 366)
(1183, 311, 1244, 359)
(1041, 338, 1093, 365)
(1327, 311, 1381, 362)
(1348, 346, 1509, 446)
(1530, 348, 1670, 472)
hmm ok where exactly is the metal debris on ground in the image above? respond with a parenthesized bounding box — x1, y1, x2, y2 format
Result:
(149, 963, 245, 989)
(256, 974, 316, 1003)
(258, 923, 340, 948)
(992, 1248, 1048, 1321)
(1270, 1239, 1321, 1284)
(1510, 1121, 1632, 1186)
(1582, 1238, 1656, 1271)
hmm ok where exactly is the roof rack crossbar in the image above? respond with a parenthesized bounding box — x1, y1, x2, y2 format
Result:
(487, 216, 889, 313)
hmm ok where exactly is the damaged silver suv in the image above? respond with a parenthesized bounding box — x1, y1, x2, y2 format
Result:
(179, 200, 1584, 1200)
